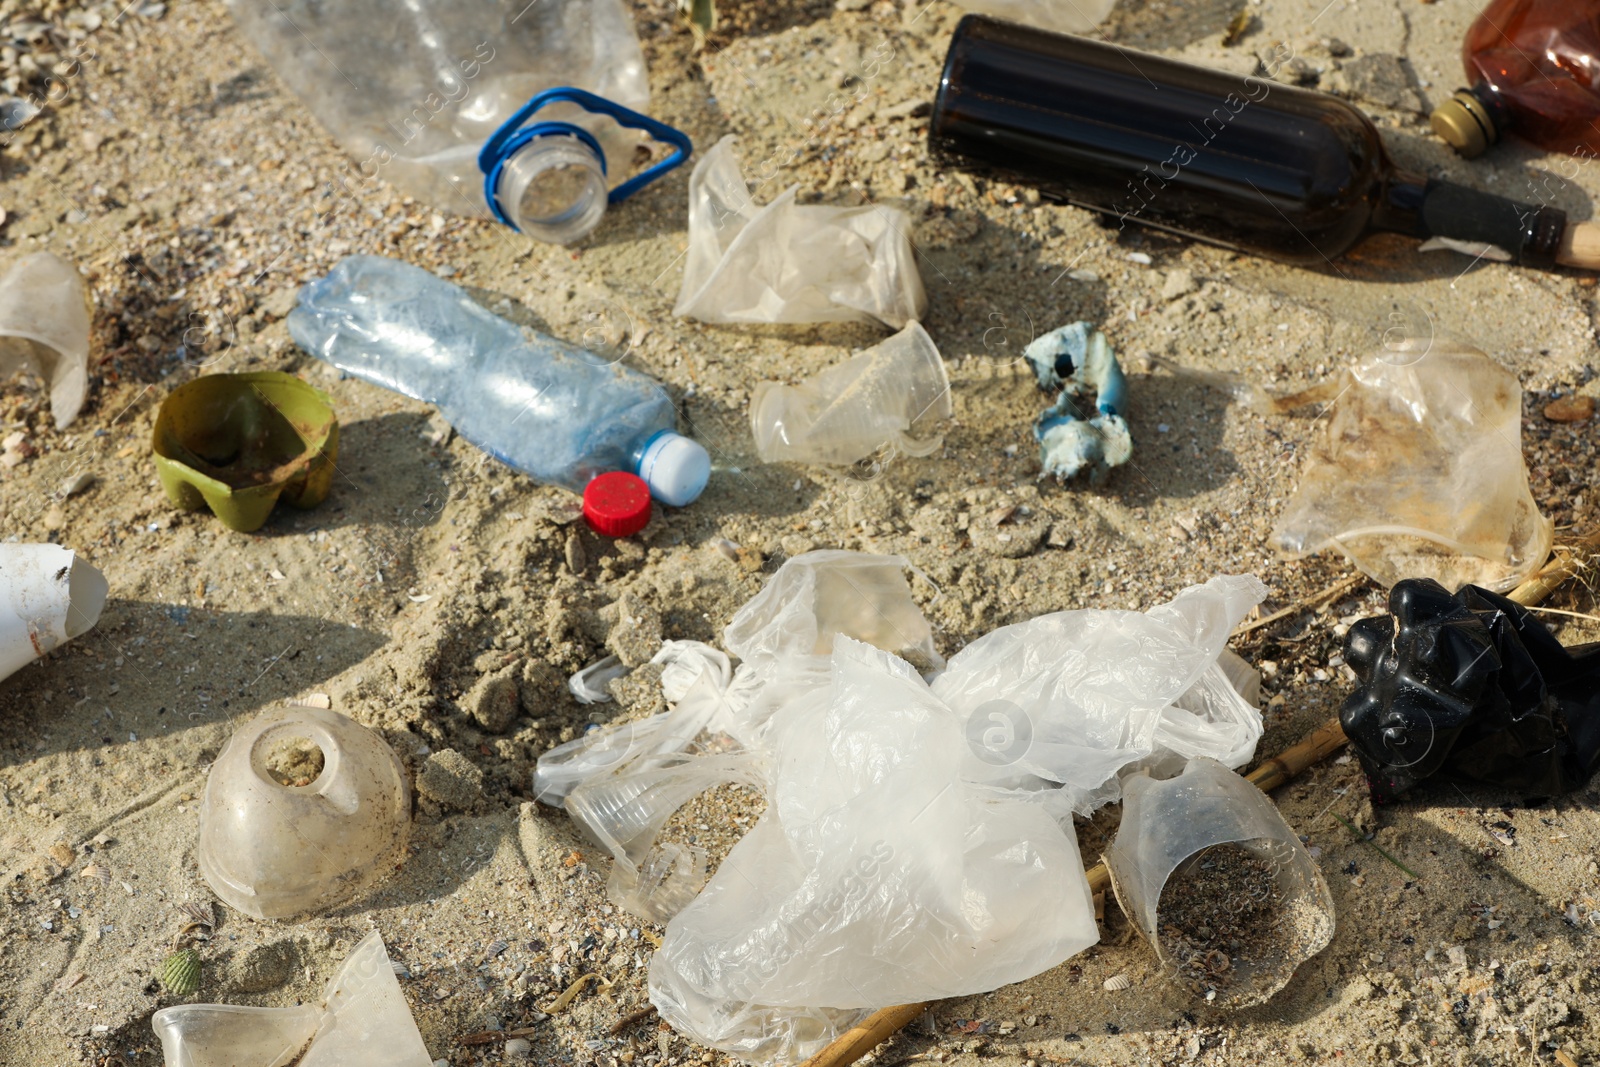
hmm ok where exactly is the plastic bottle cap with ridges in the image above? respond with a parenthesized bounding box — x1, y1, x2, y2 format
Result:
(582, 472, 652, 537)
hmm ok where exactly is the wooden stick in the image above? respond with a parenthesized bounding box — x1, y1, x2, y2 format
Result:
(1558, 221, 1600, 271)
(799, 534, 1598, 1067)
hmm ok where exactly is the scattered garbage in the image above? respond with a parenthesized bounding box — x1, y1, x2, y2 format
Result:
(1432, 0, 1600, 158)
(226, 0, 689, 243)
(198, 706, 411, 920)
(289, 255, 709, 506)
(1023, 322, 1130, 483)
(537, 551, 1266, 1061)
(953, 0, 1115, 35)
(152, 372, 339, 533)
(674, 136, 927, 328)
(1105, 758, 1336, 1009)
(1270, 341, 1551, 592)
(750, 321, 950, 465)
(0, 544, 107, 684)
(0, 251, 91, 430)
(929, 15, 1597, 272)
(1341, 578, 1600, 802)
(152, 930, 431, 1067)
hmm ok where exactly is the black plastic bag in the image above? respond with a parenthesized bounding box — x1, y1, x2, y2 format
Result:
(1341, 579, 1600, 801)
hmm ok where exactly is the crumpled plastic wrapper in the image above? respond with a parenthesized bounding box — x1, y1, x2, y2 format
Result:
(1024, 322, 1131, 483)
(0, 252, 91, 429)
(1271, 340, 1551, 592)
(536, 551, 1266, 1063)
(673, 136, 927, 329)
(954, 0, 1116, 34)
(750, 321, 951, 465)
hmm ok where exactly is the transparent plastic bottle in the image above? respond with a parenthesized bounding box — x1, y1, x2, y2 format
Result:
(225, 0, 689, 244)
(289, 256, 710, 506)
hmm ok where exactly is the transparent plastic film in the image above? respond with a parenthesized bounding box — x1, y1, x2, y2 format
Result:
(0, 252, 91, 430)
(750, 322, 952, 466)
(152, 931, 432, 1067)
(1104, 759, 1336, 1009)
(1270, 341, 1552, 592)
(674, 136, 927, 328)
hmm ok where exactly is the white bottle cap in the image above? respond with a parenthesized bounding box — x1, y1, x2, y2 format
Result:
(636, 432, 710, 507)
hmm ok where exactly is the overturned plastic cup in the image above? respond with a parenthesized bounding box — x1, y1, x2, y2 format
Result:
(152, 372, 338, 533)
(1104, 758, 1335, 1009)
(198, 706, 410, 921)
(0, 544, 108, 683)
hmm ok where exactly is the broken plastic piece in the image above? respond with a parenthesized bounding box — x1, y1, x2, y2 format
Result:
(152, 930, 431, 1067)
(152, 372, 339, 533)
(1104, 758, 1335, 1009)
(750, 321, 951, 465)
(569, 655, 628, 705)
(0, 252, 91, 430)
(198, 706, 410, 920)
(673, 136, 927, 328)
(0, 544, 107, 684)
(1024, 322, 1131, 483)
(1341, 578, 1600, 802)
(538, 551, 1266, 1061)
(1270, 341, 1551, 592)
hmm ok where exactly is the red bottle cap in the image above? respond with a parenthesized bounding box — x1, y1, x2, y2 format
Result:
(582, 472, 652, 537)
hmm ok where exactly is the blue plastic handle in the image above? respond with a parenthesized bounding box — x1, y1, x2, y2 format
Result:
(479, 86, 693, 230)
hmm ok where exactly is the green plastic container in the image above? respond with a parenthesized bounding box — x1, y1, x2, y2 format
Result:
(153, 372, 338, 532)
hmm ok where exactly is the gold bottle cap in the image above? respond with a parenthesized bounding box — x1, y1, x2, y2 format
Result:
(1430, 90, 1497, 158)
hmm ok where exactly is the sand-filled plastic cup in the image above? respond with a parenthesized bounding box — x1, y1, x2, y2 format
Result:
(152, 371, 338, 533)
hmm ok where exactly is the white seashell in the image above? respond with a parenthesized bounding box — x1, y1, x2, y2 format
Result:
(504, 1038, 532, 1057)
(79, 863, 111, 884)
(1103, 974, 1131, 991)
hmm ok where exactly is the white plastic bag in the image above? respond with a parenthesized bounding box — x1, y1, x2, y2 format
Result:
(540, 553, 1266, 1063)
(750, 322, 951, 465)
(1270, 341, 1552, 592)
(673, 136, 927, 329)
(0, 252, 91, 429)
(954, 0, 1116, 34)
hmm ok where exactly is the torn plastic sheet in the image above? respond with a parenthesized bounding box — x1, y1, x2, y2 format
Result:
(569, 654, 628, 704)
(1341, 578, 1600, 802)
(1024, 322, 1132, 484)
(536, 551, 1266, 1062)
(151, 931, 431, 1067)
(1270, 341, 1552, 592)
(0, 252, 92, 430)
(673, 136, 927, 329)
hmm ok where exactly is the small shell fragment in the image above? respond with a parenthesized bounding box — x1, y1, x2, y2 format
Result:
(1103, 974, 1132, 991)
(79, 863, 111, 884)
(504, 1038, 532, 1057)
(60, 472, 95, 498)
(709, 537, 741, 561)
(161, 948, 202, 996)
(285, 692, 332, 710)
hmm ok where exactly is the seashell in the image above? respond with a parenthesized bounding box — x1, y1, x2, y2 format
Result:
(504, 1038, 532, 1057)
(709, 537, 741, 561)
(161, 949, 202, 996)
(1102, 974, 1132, 991)
(178, 901, 215, 927)
(483, 939, 509, 960)
(391, 960, 411, 978)
(79, 863, 111, 884)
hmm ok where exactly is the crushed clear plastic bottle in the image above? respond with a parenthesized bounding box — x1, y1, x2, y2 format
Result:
(225, 0, 659, 243)
(289, 256, 709, 506)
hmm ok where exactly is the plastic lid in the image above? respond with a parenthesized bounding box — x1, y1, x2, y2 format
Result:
(583, 471, 653, 537)
(637, 431, 711, 508)
(1430, 91, 1495, 158)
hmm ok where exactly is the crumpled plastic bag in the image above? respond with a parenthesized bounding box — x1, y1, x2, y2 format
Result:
(537, 551, 1266, 1063)
(0, 252, 91, 429)
(750, 321, 951, 465)
(673, 136, 927, 329)
(954, 0, 1116, 34)
(1270, 341, 1552, 592)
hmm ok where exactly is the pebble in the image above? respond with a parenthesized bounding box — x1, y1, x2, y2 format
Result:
(1544, 395, 1595, 422)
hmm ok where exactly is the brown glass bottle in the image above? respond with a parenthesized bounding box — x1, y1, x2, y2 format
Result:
(1432, 0, 1600, 159)
(929, 15, 1572, 269)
